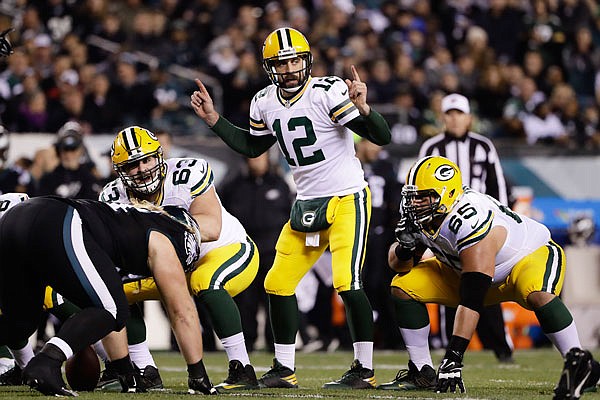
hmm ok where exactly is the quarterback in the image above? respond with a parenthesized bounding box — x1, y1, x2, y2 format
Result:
(191, 27, 391, 389)
(382, 156, 599, 399)
(95, 125, 260, 392)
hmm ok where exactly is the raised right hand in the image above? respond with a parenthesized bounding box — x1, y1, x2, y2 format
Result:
(191, 79, 220, 127)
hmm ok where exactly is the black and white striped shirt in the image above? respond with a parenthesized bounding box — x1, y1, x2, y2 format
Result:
(418, 132, 508, 205)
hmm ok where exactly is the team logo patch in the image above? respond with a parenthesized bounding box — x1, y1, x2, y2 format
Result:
(302, 211, 316, 227)
(184, 230, 200, 270)
(434, 165, 455, 181)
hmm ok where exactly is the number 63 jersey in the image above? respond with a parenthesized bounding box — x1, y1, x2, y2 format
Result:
(421, 188, 551, 284)
(99, 157, 247, 259)
(249, 76, 367, 200)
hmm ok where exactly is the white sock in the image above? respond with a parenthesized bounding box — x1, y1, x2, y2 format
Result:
(274, 343, 296, 370)
(92, 341, 109, 363)
(546, 321, 582, 357)
(221, 332, 250, 366)
(9, 343, 35, 369)
(400, 325, 433, 370)
(129, 341, 156, 369)
(353, 341, 373, 370)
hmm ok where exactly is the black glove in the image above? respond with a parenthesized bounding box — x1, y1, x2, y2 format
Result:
(188, 376, 218, 395)
(435, 358, 465, 393)
(394, 216, 419, 251)
(118, 370, 147, 393)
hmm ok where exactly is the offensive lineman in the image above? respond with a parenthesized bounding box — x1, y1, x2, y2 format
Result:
(191, 27, 391, 389)
(96, 125, 260, 392)
(385, 155, 599, 399)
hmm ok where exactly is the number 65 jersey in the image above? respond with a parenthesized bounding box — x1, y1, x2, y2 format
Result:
(249, 76, 366, 200)
(421, 188, 551, 284)
(99, 157, 247, 259)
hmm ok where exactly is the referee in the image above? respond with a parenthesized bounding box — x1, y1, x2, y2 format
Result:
(418, 93, 513, 362)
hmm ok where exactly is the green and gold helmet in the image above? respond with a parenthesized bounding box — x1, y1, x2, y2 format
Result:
(111, 126, 166, 195)
(262, 27, 312, 89)
(402, 156, 464, 227)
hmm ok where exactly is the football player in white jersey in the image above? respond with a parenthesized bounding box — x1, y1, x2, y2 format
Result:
(191, 27, 391, 389)
(95, 126, 260, 392)
(382, 156, 599, 399)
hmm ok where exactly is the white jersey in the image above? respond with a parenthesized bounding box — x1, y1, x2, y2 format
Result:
(0, 192, 29, 218)
(419, 188, 550, 284)
(99, 157, 247, 259)
(249, 76, 367, 200)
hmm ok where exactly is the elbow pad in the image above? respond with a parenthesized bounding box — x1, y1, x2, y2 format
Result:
(459, 271, 492, 314)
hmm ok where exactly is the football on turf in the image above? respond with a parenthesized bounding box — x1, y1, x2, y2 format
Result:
(65, 345, 100, 391)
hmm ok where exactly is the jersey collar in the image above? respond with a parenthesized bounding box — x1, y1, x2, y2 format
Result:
(277, 77, 312, 108)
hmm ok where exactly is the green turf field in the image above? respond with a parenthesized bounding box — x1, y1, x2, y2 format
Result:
(1, 348, 599, 399)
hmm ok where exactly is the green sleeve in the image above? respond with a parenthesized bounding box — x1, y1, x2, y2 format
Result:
(344, 109, 391, 145)
(211, 116, 276, 157)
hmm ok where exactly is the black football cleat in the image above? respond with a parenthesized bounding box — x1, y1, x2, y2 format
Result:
(214, 360, 259, 392)
(23, 354, 77, 397)
(258, 358, 298, 388)
(96, 361, 120, 391)
(553, 348, 594, 400)
(377, 360, 436, 390)
(322, 359, 376, 389)
(188, 375, 218, 395)
(139, 365, 164, 390)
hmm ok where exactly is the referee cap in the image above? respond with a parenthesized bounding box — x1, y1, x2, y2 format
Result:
(441, 93, 470, 114)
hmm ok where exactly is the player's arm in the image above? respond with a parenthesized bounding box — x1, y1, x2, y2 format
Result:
(345, 111, 391, 145)
(191, 79, 276, 157)
(436, 225, 504, 393)
(343, 65, 391, 145)
(148, 231, 204, 364)
(188, 187, 221, 242)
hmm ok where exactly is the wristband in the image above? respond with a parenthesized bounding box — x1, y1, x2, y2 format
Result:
(444, 335, 470, 362)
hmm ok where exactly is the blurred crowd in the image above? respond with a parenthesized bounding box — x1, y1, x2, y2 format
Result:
(0, 0, 599, 150)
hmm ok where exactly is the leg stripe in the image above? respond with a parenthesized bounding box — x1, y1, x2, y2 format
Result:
(542, 241, 562, 293)
(210, 237, 255, 289)
(351, 189, 369, 290)
(63, 207, 117, 317)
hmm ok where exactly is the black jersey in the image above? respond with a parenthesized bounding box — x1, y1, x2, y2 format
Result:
(41, 196, 200, 276)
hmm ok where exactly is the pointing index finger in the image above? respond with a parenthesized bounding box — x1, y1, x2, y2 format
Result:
(350, 65, 361, 82)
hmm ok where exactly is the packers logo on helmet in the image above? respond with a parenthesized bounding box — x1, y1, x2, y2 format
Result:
(112, 126, 166, 195)
(402, 156, 464, 229)
(262, 27, 312, 90)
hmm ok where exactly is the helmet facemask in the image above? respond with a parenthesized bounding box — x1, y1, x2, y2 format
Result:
(116, 151, 166, 195)
(401, 184, 452, 231)
(263, 52, 312, 91)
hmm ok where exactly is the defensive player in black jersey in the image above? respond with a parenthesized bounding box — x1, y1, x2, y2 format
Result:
(0, 196, 216, 396)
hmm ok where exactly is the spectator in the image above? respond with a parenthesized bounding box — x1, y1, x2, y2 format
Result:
(81, 72, 121, 134)
(36, 123, 101, 199)
(14, 90, 49, 133)
(0, 125, 31, 194)
(522, 98, 569, 146)
(473, 0, 526, 63)
(474, 65, 511, 137)
(562, 25, 600, 106)
(502, 76, 546, 140)
(111, 54, 158, 127)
